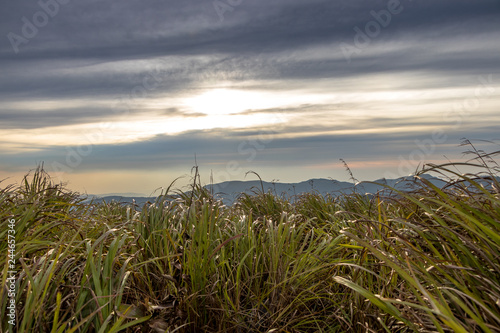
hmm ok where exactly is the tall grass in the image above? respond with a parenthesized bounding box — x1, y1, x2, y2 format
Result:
(1, 147, 499, 332)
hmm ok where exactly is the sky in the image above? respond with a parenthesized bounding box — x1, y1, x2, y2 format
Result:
(0, 0, 499, 195)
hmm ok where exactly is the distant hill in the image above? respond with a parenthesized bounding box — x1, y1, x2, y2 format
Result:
(208, 174, 448, 204)
(85, 174, 450, 206)
(84, 195, 156, 206)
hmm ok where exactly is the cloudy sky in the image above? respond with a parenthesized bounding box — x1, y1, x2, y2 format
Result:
(1, 0, 499, 195)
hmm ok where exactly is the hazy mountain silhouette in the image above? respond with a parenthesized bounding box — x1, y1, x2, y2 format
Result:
(86, 174, 449, 206)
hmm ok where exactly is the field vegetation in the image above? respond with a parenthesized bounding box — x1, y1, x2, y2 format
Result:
(1, 144, 500, 332)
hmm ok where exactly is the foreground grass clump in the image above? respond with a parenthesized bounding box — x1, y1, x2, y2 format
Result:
(1, 156, 500, 332)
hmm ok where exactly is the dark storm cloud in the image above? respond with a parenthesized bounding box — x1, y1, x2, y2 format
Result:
(0, 54, 282, 101)
(0, 47, 496, 103)
(2, 0, 499, 59)
(0, 0, 498, 102)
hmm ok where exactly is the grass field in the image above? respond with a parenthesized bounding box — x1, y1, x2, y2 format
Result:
(1, 148, 500, 332)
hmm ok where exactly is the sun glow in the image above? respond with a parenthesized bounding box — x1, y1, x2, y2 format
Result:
(183, 88, 305, 115)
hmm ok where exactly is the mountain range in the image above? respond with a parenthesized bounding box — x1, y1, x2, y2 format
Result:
(86, 174, 450, 206)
